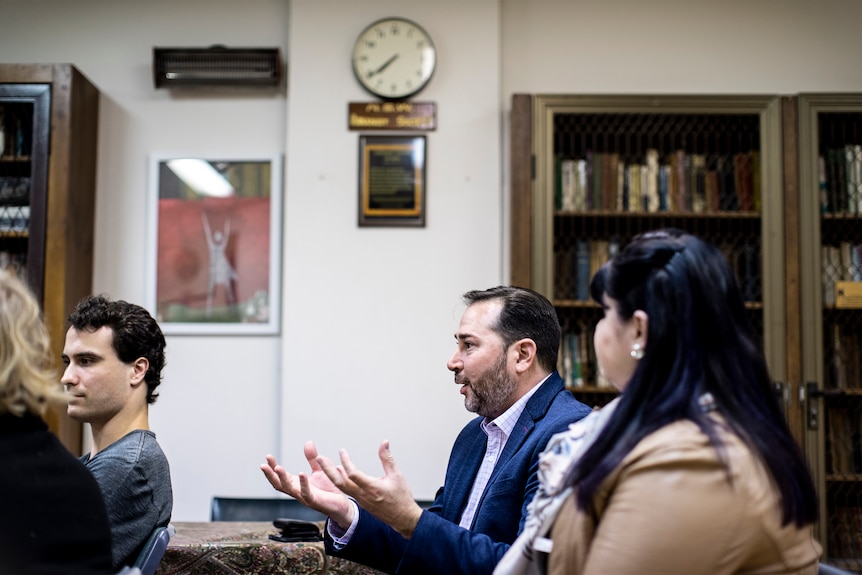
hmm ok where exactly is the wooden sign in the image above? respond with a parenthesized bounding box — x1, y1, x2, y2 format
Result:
(349, 102, 436, 131)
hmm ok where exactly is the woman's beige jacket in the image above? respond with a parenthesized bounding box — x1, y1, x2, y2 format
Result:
(548, 417, 822, 575)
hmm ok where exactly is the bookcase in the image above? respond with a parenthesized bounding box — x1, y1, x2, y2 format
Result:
(0, 64, 100, 454)
(798, 94, 862, 572)
(511, 94, 788, 412)
(511, 93, 862, 570)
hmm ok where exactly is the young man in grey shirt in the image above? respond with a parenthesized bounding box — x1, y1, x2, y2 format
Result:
(62, 295, 173, 570)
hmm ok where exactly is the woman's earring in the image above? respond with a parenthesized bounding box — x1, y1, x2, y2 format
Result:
(630, 343, 644, 360)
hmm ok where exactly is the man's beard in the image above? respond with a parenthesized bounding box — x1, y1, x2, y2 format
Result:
(464, 351, 518, 419)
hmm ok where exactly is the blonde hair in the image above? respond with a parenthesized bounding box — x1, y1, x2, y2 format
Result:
(0, 269, 64, 416)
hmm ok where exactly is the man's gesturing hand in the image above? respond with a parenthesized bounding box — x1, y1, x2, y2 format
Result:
(260, 440, 355, 529)
(316, 440, 423, 539)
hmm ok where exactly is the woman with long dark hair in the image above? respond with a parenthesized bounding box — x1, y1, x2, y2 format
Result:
(496, 229, 821, 575)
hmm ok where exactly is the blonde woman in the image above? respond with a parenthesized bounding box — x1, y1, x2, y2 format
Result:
(0, 270, 113, 574)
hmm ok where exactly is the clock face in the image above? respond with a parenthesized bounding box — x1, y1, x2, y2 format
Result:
(352, 17, 436, 100)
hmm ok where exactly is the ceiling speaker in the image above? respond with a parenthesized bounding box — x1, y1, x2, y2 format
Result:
(153, 46, 282, 88)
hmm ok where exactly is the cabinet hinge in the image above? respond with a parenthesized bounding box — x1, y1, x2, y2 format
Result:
(531, 155, 536, 181)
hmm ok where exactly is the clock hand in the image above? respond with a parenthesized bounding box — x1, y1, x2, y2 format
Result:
(367, 53, 400, 78)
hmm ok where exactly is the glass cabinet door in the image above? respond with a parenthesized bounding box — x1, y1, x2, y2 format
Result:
(799, 94, 862, 572)
(0, 84, 49, 302)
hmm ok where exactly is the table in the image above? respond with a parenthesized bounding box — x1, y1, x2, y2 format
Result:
(156, 521, 385, 575)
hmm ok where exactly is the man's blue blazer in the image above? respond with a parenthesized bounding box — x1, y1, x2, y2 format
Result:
(324, 372, 591, 575)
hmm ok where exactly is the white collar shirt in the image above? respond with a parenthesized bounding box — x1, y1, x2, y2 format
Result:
(458, 375, 549, 529)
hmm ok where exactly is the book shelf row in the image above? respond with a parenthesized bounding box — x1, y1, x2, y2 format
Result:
(820, 146, 862, 215)
(554, 237, 761, 303)
(554, 149, 759, 215)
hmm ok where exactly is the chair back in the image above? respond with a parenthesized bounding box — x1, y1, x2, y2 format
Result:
(210, 497, 327, 522)
(133, 524, 175, 575)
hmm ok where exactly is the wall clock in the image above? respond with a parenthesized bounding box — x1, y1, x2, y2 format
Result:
(352, 17, 436, 100)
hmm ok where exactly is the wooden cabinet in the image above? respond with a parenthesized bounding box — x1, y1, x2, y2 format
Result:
(798, 94, 862, 572)
(0, 64, 100, 454)
(512, 92, 862, 569)
(511, 94, 791, 414)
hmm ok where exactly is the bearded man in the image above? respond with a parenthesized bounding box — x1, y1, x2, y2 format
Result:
(262, 286, 590, 575)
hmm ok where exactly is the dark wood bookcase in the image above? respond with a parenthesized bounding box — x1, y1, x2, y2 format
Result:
(511, 94, 788, 410)
(511, 93, 862, 571)
(798, 94, 862, 572)
(0, 64, 100, 455)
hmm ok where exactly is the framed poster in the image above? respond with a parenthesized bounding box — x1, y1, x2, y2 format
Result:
(146, 155, 282, 335)
(358, 135, 425, 227)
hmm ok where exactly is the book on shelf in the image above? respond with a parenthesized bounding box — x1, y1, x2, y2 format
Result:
(559, 331, 585, 390)
(658, 164, 670, 211)
(734, 153, 754, 211)
(627, 164, 642, 213)
(615, 158, 624, 212)
(560, 159, 576, 210)
(575, 159, 587, 211)
(690, 154, 706, 213)
(826, 148, 848, 213)
(585, 151, 594, 211)
(717, 155, 738, 212)
(554, 156, 563, 210)
(667, 153, 678, 212)
(575, 239, 590, 301)
(645, 149, 659, 212)
(578, 321, 592, 386)
(675, 150, 688, 212)
(818, 155, 829, 213)
(559, 332, 573, 389)
(603, 153, 619, 211)
(592, 152, 603, 212)
(844, 145, 861, 214)
(839, 242, 858, 281)
(853, 243, 862, 282)
(554, 247, 575, 301)
(705, 168, 719, 213)
(589, 239, 610, 287)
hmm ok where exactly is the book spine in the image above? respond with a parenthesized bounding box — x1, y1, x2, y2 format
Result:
(560, 159, 576, 210)
(645, 149, 659, 212)
(575, 239, 590, 301)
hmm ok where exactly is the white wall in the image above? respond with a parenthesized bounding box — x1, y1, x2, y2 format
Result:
(500, 0, 862, 96)
(0, 0, 500, 521)
(0, 0, 290, 521)
(3, 0, 862, 522)
(277, 0, 500, 509)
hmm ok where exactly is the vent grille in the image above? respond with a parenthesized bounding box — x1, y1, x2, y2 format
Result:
(153, 46, 281, 88)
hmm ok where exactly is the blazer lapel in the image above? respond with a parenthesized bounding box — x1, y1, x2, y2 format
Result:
(490, 373, 563, 483)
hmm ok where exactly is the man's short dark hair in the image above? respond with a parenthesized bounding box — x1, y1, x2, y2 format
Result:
(462, 286, 561, 372)
(67, 295, 166, 404)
